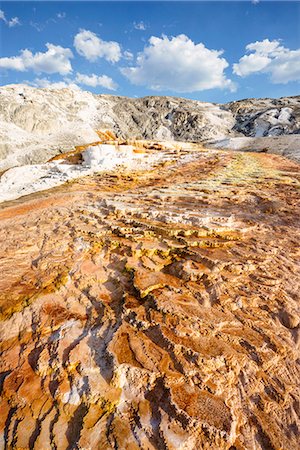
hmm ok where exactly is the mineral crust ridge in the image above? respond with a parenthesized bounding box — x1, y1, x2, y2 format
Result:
(0, 136, 299, 449)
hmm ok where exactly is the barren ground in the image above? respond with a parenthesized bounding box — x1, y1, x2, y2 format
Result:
(0, 142, 299, 449)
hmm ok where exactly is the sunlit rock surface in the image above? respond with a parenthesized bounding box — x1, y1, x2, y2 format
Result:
(0, 140, 176, 203)
(0, 141, 299, 449)
(1, 85, 299, 170)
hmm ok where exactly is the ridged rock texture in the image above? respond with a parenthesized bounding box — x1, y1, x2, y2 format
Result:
(0, 141, 299, 449)
(1, 85, 300, 170)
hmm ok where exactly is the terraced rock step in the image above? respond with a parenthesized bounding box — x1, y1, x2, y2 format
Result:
(0, 142, 299, 449)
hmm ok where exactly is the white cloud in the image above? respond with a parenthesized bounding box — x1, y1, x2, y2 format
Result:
(124, 50, 134, 61)
(8, 17, 20, 27)
(134, 21, 146, 31)
(0, 44, 73, 75)
(0, 9, 20, 27)
(233, 39, 300, 83)
(30, 77, 80, 90)
(74, 29, 121, 63)
(57, 12, 66, 19)
(28, 73, 117, 92)
(233, 53, 270, 77)
(29, 13, 65, 32)
(76, 73, 118, 90)
(246, 39, 285, 56)
(121, 34, 235, 93)
(30, 21, 44, 32)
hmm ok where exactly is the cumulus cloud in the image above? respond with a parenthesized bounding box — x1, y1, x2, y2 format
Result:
(121, 34, 235, 93)
(28, 73, 117, 92)
(74, 29, 121, 63)
(0, 44, 73, 75)
(233, 39, 300, 83)
(76, 73, 118, 90)
(29, 77, 80, 90)
(233, 53, 270, 77)
(0, 9, 20, 27)
(134, 21, 147, 31)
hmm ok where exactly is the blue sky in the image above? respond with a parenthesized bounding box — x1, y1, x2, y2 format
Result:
(0, 1, 299, 102)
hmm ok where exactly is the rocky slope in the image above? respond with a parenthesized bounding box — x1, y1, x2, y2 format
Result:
(226, 96, 300, 137)
(208, 135, 300, 162)
(0, 141, 299, 449)
(0, 85, 299, 170)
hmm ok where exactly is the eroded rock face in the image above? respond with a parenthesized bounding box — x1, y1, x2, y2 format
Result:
(0, 143, 299, 449)
(226, 96, 300, 137)
(1, 84, 300, 170)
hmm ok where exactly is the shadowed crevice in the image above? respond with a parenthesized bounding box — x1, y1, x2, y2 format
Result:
(66, 403, 89, 450)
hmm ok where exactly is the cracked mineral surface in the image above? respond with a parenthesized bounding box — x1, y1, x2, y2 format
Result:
(0, 141, 299, 449)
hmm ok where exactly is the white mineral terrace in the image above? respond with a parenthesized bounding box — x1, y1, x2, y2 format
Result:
(0, 144, 164, 203)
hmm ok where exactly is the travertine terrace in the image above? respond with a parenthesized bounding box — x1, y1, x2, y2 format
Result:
(0, 140, 299, 449)
(1, 86, 300, 170)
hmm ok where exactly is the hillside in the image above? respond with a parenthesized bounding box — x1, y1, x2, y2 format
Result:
(0, 85, 300, 171)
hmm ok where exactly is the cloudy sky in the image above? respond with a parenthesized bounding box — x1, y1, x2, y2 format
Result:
(0, 1, 299, 102)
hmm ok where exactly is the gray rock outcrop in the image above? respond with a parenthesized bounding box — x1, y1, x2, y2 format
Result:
(0, 84, 299, 170)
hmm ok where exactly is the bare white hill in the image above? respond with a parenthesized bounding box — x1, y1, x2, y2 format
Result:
(0, 84, 299, 170)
